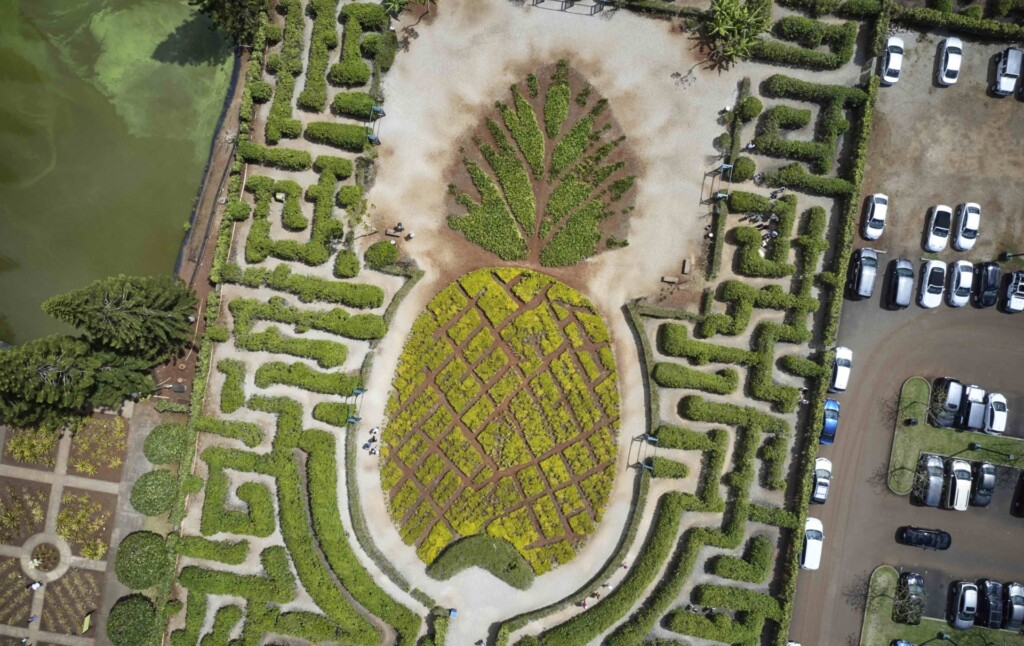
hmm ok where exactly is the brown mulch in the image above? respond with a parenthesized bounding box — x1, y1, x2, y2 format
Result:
(40, 568, 102, 636)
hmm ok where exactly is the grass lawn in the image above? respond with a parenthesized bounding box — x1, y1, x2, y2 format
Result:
(887, 377, 1024, 495)
(861, 565, 1024, 645)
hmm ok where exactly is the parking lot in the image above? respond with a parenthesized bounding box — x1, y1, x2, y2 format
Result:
(789, 30, 1024, 646)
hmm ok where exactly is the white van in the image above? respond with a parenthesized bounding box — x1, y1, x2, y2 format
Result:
(801, 517, 824, 570)
(946, 459, 972, 511)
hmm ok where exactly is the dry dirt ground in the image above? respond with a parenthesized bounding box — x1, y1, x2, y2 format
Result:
(862, 33, 1024, 264)
(355, 0, 747, 641)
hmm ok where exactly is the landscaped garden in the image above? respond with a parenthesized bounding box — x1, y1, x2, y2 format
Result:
(381, 267, 619, 579)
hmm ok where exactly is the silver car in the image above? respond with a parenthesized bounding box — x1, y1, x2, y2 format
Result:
(947, 260, 973, 307)
(919, 260, 945, 308)
(862, 194, 888, 240)
(812, 457, 832, 504)
(926, 205, 952, 252)
(1006, 582, 1024, 631)
(952, 581, 978, 630)
(953, 202, 980, 251)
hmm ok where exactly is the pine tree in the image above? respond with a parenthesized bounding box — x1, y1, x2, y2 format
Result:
(0, 335, 98, 428)
(42, 275, 197, 361)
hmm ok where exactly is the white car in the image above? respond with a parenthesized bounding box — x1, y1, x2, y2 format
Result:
(946, 459, 972, 511)
(919, 260, 946, 308)
(811, 458, 833, 504)
(947, 260, 973, 308)
(1008, 271, 1024, 313)
(925, 205, 952, 252)
(830, 347, 853, 393)
(882, 37, 905, 85)
(985, 392, 1008, 435)
(953, 203, 980, 251)
(938, 37, 964, 86)
(862, 193, 888, 240)
(801, 517, 824, 570)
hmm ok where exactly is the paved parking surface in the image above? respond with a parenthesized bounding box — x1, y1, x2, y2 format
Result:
(790, 30, 1024, 645)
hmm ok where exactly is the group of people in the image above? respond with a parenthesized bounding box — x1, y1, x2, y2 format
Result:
(362, 426, 380, 456)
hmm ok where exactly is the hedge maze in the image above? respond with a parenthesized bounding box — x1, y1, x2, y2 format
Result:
(107, 2, 429, 645)
(447, 61, 638, 267)
(381, 268, 620, 578)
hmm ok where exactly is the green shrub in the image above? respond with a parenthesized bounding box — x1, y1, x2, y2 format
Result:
(131, 469, 177, 516)
(154, 400, 188, 414)
(649, 456, 688, 479)
(727, 191, 773, 214)
(329, 16, 370, 86)
(144, 423, 187, 465)
(710, 535, 773, 582)
(426, 535, 534, 590)
(297, 0, 340, 112)
(780, 354, 825, 378)
(930, 0, 954, 11)
(651, 363, 739, 394)
(265, 0, 304, 143)
(959, 4, 982, 17)
(176, 536, 249, 565)
(736, 96, 763, 121)
(332, 91, 375, 119)
(305, 121, 368, 152)
(107, 594, 158, 646)
(250, 80, 273, 103)
(337, 184, 364, 209)
(193, 416, 263, 448)
(220, 263, 385, 308)
(365, 240, 398, 269)
(731, 156, 756, 182)
(264, 23, 283, 43)
(340, 2, 389, 28)
(115, 531, 169, 589)
(361, 32, 382, 57)
(179, 546, 296, 604)
(255, 361, 361, 395)
(763, 162, 855, 196)
(312, 402, 356, 427)
(207, 325, 229, 343)
(237, 140, 311, 170)
(334, 250, 361, 279)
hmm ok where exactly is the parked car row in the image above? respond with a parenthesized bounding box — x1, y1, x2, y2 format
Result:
(848, 253, 1021, 312)
(951, 579, 1024, 631)
(883, 35, 1024, 97)
(914, 454, 998, 510)
(860, 196, 981, 252)
(931, 377, 1008, 434)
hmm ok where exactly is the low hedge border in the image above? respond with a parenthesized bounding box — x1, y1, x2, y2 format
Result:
(426, 534, 534, 590)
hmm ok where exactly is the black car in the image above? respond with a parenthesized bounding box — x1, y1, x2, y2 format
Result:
(971, 462, 996, 507)
(897, 572, 926, 625)
(973, 262, 1001, 308)
(900, 526, 952, 550)
(979, 579, 1005, 629)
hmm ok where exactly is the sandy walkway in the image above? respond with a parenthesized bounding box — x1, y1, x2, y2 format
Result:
(353, 1, 748, 642)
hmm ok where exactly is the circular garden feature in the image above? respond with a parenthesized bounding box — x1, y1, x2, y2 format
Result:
(31, 543, 59, 572)
(381, 268, 620, 579)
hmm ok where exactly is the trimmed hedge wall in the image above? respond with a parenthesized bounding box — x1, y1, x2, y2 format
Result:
(219, 263, 385, 308)
(297, 0, 340, 112)
(426, 534, 534, 590)
(332, 91, 376, 119)
(115, 531, 170, 589)
(305, 121, 368, 152)
(651, 363, 739, 394)
(649, 456, 689, 479)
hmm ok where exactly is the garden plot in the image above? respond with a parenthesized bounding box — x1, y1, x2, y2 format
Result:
(381, 267, 620, 577)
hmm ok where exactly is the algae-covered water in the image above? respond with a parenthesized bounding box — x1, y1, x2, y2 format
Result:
(0, 0, 233, 344)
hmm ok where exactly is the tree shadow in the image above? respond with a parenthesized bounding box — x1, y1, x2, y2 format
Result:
(152, 12, 233, 66)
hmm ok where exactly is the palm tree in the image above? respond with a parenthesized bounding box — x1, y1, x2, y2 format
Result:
(703, 0, 771, 65)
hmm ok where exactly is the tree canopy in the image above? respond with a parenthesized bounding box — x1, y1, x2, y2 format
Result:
(43, 275, 197, 361)
(704, 0, 771, 65)
(189, 0, 268, 47)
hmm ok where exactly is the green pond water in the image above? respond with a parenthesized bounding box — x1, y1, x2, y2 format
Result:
(0, 0, 233, 344)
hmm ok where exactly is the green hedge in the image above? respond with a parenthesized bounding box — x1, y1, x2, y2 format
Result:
(651, 363, 739, 394)
(297, 0, 340, 112)
(193, 416, 263, 448)
(229, 296, 386, 342)
(736, 96, 763, 122)
(751, 18, 857, 70)
(334, 250, 361, 279)
(649, 456, 689, 479)
(176, 536, 250, 565)
(329, 16, 371, 87)
(337, 184, 364, 209)
(131, 469, 177, 516)
(365, 240, 398, 269)
(732, 156, 756, 182)
(179, 546, 296, 604)
(217, 359, 246, 413)
(531, 493, 686, 645)
(891, 4, 1024, 39)
(107, 594, 158, 646)
(710, 535, 773, 582)
(200, 449, 276, 537)
(144, 423, 187, 465)
(340, 2, 389, 28)
(426, 534, 534, 590)
(220, 263, 385, 308)
(265, 0, 304, 143)
(115, 531, 170, 589)
(312, 401, 356, 427)
(237, 140, 311, 170)
(332, 92, 376, 119)
(305, 121, 368, 152)
(254, 361, 361, 395)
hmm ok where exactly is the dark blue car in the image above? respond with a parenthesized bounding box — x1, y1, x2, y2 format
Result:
(821, 398, 840, 444)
